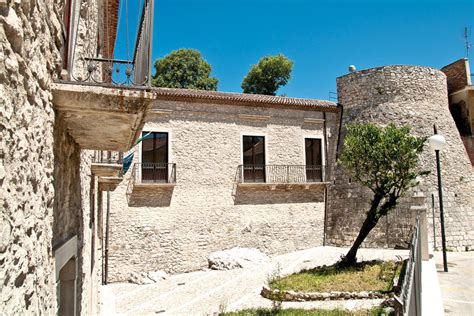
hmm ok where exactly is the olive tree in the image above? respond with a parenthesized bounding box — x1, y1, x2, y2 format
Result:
(339, 123, 428, 266)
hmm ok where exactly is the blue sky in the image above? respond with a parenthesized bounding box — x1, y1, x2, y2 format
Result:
(114, 0, 473, 100)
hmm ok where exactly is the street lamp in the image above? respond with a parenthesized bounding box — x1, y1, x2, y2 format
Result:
(428, 125, 448, 272)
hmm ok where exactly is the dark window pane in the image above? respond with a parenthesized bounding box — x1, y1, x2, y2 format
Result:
(305, 138, 322, 182)
(141, 132, 169, 182)
(242, 136, 265, 183)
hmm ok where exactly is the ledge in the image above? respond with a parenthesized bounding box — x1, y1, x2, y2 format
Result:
(91, 163, 122, 177)
(237, 182, 330, 191)
(98, 177, 123, 191)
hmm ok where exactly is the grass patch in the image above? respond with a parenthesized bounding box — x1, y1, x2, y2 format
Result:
(270, 260, 403, 293)
(221, 306, 385, 316)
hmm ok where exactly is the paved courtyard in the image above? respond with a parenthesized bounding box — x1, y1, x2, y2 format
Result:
(101, 246, 408, 315)
(435, 251, 474, 316)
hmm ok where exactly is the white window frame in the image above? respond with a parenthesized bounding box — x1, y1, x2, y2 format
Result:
(138, 128, 173, 182)
(303, 134, 326, 182)
(240, 132, 268, 183)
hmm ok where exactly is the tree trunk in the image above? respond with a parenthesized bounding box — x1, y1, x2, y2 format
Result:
(341, 194, 383, 266)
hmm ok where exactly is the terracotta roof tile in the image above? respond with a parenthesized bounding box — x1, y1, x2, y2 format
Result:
(152, 88, 339, 112)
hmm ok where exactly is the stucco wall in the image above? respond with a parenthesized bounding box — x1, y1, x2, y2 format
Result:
(107, 101, 340, 281)
(327, 65, 474, 251)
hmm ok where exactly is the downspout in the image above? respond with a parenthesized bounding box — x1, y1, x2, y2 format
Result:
(104, 191, 110, 285)
(322, 112, 329, 246)
(335, 103, 344, 161)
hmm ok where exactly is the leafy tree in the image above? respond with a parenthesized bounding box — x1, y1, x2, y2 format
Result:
(152, 49, 218, 90)
(339, 123, 427, 266)
(241, 54, 293, 95)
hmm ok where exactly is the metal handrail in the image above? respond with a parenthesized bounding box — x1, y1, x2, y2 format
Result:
(396, 216, 422, 315)
(237, 165, 329, 184)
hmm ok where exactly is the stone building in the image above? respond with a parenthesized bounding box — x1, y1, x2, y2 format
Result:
(1, 0, 153, 313)
(1, 0, 473, 312)
(441, 58, 474, 165)
(326, 65, 474, 251)
(106, 89, 341, 280)
(105, 64, 473, 283)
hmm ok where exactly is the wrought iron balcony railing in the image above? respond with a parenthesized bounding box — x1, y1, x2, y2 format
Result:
(237, 165, 329, 184)
(130, 163, 177, 184)
(92, 151, 123, 164)
(68, 0, 154, 87)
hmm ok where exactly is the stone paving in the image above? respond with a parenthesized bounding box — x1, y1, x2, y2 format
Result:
(101, 246, 408, 315)
(435, 251, 474, 316)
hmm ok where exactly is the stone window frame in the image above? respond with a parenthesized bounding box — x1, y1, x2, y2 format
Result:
(138, 127, 173, 182)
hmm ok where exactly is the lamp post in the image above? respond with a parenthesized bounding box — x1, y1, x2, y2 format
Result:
(428, 125, 448, 272)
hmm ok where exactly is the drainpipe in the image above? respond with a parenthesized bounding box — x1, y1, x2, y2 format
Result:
(335, 103, 344, 161)
(104, 191, 110, 285)
(322, 112, 329, 246)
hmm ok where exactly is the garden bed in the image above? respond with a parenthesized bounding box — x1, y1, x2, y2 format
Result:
(222, 306, 386, 316)
(262, 260, 405, 302)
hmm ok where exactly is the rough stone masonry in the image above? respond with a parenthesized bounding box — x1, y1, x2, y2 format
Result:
(327, 65, 474, 251)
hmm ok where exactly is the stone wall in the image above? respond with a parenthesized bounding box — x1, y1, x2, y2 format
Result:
(0, 0, 62, 312)
(327, 65, 474, 251)
(1, 0, 102, 313)
(107, 101, 340, 281)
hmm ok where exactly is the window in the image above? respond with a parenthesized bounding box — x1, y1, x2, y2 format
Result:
(141, 132, 169, 182)
(242, 135, 265, 183)
(305, 138, 323, 182)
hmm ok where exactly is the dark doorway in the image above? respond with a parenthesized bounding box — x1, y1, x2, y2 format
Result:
(141, 132, 169, 182)
(242, 135, 265, 183)
(305, 138, 323, 182)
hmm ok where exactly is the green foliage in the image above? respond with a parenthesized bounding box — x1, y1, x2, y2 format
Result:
(221, 307, 385, 316)
(152, 49, 218, 90)
(241, 54, 293, 95)
(269, 260, 402, 293)
(339, 123, 427, 219)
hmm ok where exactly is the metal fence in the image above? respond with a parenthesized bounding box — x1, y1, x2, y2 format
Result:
(92, 151, 123, 164)
(68, 0, 154, 86)
(237, 165, 329, 184)
(130, 163, 177, 184)
(396, 217, 422, 316)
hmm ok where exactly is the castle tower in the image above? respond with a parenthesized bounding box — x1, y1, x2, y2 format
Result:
(327, 65, 474, 250)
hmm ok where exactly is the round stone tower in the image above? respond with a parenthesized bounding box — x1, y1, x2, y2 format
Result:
(327, 65, 473, 250)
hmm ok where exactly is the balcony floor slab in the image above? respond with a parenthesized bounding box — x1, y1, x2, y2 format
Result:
(52, 82, 154, 151)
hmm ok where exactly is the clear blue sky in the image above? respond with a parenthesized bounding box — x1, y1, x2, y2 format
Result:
(114, 0, 473, 100)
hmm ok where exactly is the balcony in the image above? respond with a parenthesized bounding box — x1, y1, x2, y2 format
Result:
(126, 163, 176, 206)
(52, 0, 155, 151)
(237, 165, 330, 190)
(91, 151, 124, 191)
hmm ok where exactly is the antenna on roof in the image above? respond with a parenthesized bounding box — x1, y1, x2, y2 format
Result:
(464, 27, 472, 59)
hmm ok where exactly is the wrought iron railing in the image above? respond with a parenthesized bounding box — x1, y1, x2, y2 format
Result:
(92, 151, 123, 164)
(396, 217, 422, 316)
(68, 0, 154, 86)
(237, 165, 329, 184)
(129, 163, 177, 184)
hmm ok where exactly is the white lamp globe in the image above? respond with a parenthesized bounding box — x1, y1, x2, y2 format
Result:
(428, 134, 447, 151)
